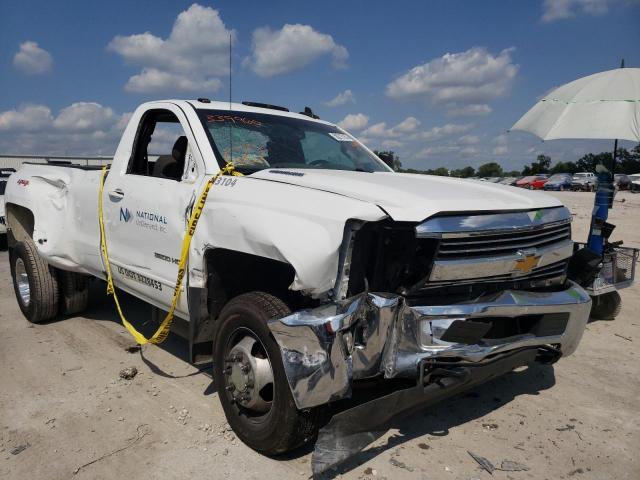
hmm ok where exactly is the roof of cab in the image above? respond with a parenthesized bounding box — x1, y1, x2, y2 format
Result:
(144, 99, 335, 127)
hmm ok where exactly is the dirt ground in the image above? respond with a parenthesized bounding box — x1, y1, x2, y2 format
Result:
(1, 190, 639, 480)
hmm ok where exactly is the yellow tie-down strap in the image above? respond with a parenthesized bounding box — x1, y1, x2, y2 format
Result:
(98, 163, 242, 345)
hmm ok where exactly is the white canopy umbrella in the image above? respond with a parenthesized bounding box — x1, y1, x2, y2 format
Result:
(511, 65, 639, 257)
(511, 67, 640, 142)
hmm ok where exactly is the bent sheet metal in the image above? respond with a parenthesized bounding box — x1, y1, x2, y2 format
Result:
(268, 285, 591, 473)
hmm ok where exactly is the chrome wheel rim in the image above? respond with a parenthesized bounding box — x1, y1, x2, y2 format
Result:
(224, 331, 274, 414)
(15, 258, 30, 307)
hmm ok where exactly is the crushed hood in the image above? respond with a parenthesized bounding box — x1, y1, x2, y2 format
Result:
(249, 169, 563, 222)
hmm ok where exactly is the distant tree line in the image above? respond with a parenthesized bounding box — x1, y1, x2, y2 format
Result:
(374, 145, 640, 178)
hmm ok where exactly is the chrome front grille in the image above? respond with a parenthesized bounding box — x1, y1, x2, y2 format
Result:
(412, 207, 574, 292)
(436, 222, 572, 259)
(425, 260, 568, 289)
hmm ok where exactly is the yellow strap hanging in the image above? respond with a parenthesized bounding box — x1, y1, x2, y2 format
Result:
(98, 163, 242, 345)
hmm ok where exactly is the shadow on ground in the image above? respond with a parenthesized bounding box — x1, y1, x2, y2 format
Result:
(314, 362, 556, 478)
(53, 278, 558, 477)
(78, 279, 211, 379)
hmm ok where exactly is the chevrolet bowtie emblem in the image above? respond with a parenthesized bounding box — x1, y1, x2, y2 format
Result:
(513, 254, 541, 274)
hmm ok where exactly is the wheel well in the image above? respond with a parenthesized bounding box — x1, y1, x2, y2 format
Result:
(5, 203, 34, 245)
(204, 248, 316, 319)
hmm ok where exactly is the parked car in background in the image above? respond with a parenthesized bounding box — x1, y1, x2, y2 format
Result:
(516, 174, 547, 189)
(629, 173, 640, 192)
(499, 177, 518, 186)
(530, 175, 551, 190)
(571, 172, 597, 191)
(613, 173, 631, 190)
(485, 177, 502, 183)
(543, 173, 573, 191)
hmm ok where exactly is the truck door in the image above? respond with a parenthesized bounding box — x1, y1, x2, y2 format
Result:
(102, 106, 204, 316)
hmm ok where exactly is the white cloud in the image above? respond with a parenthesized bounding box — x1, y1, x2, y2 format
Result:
(460, 147, 479, 156)
(413, 123, 474, 141)
(0, 102, 130, 155)
(362, 122, 389, 137)
(392, 117, 421, 134)
(381, 139, 403, 149)
(493, 145, 509, 155)
(53, 103, 118, 132)
(362, 117, 422, 137)
(108, 4, 234, 93)
(13, 41, 53, 75)
(541, 0, 611, 22)
(446, 104, 492, 117)
(124, 69, 223, 93)
(386, 47, 518, 116)
(494, 133, 509, 145)
(457, 135, 480, 145)
(417, 146, 459, 158)
(244, 24, 348, 77)
(0, 104, 54, 131)
(324, 89, 355, 107)
(337, 113, 369, 131)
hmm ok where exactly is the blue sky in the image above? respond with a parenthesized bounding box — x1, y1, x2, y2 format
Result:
(1, 0, 638, 170)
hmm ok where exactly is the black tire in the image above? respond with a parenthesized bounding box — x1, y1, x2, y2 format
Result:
(0, 234, 7, 251)
(59, 270, 89, 315)
(213, 292, 320, 455)
(10, 239, 60, 323)
(590, 291, 622, 320)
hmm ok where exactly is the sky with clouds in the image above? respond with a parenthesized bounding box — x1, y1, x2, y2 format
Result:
(0, 0, 638, 170)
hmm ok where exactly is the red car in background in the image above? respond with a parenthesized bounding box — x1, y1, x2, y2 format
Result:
(516, 174, 548, 189)
(530, 176, 550, 189)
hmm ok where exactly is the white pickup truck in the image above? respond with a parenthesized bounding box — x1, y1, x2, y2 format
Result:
(3, 99, 592, 472)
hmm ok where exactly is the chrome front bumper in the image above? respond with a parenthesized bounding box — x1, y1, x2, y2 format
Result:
(269, 281, 591, 409)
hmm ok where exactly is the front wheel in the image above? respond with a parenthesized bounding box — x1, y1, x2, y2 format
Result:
(212, 292, 320, 455)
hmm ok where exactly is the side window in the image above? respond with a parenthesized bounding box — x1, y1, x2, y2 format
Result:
(128, 110, 190, 181)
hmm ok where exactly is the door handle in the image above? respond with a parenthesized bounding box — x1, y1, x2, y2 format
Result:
(108, 189, 125, 201)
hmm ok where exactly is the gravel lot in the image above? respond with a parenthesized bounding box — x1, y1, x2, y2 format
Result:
(1, 190, 639, 480)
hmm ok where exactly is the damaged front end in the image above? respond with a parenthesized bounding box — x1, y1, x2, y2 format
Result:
(270, 285, 591, 474)
(267, 207, 592, 474)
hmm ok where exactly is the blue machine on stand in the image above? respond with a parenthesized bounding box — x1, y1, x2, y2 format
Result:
(575, 141, 639, 319)
(586, 159, 615, 255)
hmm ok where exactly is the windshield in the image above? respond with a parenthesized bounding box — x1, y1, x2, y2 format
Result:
(629, 175, 640, 181)
(574, 173, 588, 178)
(197, 109, 389, 174)
(548, 174, 570, 181)
(0, 180, 7, 195)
